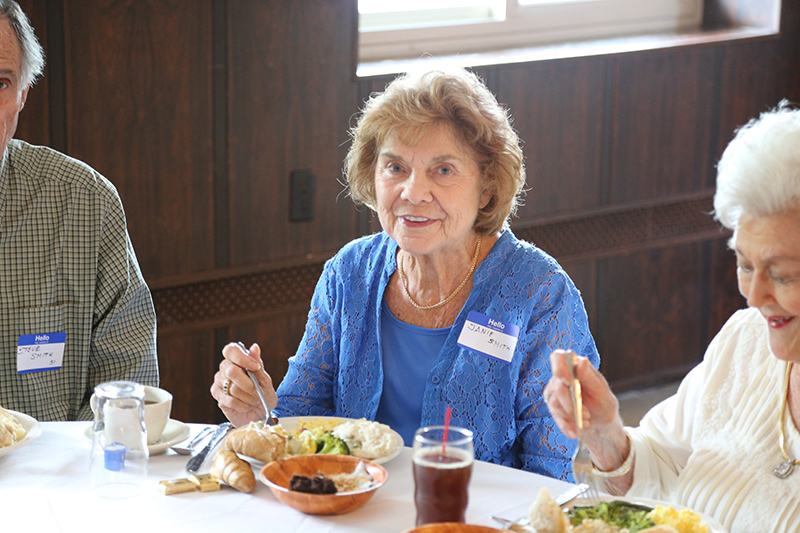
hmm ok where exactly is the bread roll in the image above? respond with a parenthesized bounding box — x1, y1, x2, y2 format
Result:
(210, 449, 256, 493)
(225, 422, 286, 463)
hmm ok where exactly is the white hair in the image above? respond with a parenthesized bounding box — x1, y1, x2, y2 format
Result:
(713, 101, 800, 230)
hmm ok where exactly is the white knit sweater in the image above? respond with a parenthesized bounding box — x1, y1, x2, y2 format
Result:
(628, 308, 800, 532)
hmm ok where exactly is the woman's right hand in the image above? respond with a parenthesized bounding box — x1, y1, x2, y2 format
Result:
(543, 349, 633, 492)
(210, 342, 278, 428)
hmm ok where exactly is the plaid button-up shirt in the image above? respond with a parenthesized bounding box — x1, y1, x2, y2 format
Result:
(0, 139, 158, 421)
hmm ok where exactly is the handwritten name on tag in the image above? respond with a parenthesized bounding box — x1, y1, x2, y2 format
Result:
(457, 311, 520, 363)
(17, 332, 66, 374)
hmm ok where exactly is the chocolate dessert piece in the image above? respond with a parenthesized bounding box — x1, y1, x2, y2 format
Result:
(289, 473, 337, 494)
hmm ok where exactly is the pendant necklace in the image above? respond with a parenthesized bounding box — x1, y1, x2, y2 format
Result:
(398, 236, 482, 311)
(773, 361, 799, 479)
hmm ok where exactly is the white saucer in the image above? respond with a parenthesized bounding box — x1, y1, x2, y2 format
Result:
(84, 418, 190, 456)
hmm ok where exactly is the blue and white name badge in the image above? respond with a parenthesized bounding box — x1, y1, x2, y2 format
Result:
(17, 332, 66, 374)
(457, 311, 520, 363)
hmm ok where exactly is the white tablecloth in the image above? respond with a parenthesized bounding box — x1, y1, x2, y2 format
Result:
(0, 422, 575, 532)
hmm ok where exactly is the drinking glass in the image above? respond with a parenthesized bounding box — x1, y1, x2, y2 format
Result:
(412, 425, 474, 526)
(89, 381, 149, 499)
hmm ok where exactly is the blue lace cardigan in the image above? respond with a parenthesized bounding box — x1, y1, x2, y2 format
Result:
(274, 229, 599, 480)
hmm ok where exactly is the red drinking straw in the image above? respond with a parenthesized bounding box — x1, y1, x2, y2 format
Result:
(442, 406, 452, 455)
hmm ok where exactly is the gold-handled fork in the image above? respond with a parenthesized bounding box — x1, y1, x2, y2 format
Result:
(566, 351, 600, 505)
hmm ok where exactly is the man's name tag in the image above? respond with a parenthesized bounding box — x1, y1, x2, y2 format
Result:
(17, 332, 66, 374)
(457, 311, 520, 363)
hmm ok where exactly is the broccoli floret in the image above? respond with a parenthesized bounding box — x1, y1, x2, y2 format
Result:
(315, 431, 350, 455)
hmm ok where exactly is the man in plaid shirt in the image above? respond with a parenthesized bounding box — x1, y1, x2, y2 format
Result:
(0, 0, 158, 421)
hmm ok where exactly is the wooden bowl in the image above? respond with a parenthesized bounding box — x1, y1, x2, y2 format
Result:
(259, 454, 388, 515)
(404, 524, 507, 533)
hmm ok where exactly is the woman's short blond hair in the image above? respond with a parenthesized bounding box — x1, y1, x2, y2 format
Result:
(345, 67, 525, 235)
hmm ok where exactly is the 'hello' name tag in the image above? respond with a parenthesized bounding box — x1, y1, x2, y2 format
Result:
(17, 332, 66, 374)
(457, 311, 520, 363)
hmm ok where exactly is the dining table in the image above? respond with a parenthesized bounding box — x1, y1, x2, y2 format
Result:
(0, 421, 578, 533)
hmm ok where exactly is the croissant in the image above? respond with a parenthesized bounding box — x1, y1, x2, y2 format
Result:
(210, 449, 256, 493)
(224, 422, 287, 463)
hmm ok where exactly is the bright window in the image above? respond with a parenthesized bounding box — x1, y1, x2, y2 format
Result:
(359, 0, 704, 64)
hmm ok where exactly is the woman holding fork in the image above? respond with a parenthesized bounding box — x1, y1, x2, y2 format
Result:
(543, 103, 800, 532)
(211, 65, 599, 479)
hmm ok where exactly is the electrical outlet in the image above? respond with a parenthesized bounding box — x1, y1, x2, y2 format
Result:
(289, 169, 315, 222)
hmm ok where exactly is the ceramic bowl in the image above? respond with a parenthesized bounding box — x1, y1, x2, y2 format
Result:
(404, 524, 508, 533)
(259, 454, 388, 515)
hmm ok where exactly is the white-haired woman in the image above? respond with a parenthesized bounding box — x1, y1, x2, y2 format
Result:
(543, 103, 800, 532)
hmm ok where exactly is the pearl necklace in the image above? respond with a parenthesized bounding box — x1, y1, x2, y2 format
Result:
(398, 236, 482, 311)
(773, 361, 799, 479)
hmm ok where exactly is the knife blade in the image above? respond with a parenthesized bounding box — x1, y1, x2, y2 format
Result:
(186, 422, 231, 474)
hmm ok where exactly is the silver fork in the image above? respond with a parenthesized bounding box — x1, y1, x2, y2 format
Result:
(566, 351, 600, 505)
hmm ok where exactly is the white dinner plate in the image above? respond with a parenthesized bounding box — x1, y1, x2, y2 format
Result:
(83, 418, 190, 456)
(0, 410, 42, 457)
(562, 495, 727, 533)
(278, 415, 404, 464)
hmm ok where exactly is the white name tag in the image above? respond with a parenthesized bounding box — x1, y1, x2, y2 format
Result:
(17, 332, 66, 374)
(457, 311, 520, 363)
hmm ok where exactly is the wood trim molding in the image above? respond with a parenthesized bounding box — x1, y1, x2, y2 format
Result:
(152, 193, 729, 334)
(514, 192, 729, 262)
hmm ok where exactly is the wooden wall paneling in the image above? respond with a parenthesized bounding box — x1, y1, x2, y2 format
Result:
(596, 243, 706, 390)
(492, 57, 607, 220)
(14, 0, 49, 147)
(705, 237, 744, 346)
(61, 0, 216, 280)
(157, 331, 220, 423)
(610, 47, 720, 205)
(558, 259, 598, 335)
(228, 313, 309, 395)
(227, 0, 359, 266)
(717, 42, 800, 162)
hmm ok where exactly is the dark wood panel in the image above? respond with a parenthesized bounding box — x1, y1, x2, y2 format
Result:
(228, 313, 309, 394)
(596, 243, 707, 389)
(14, 0, 49, 146)
(227, 0, 359, 266)
(558, 259, 598, 334)
(62, 0, 216, 280)
(610, 48, 719, 204)
(157, 331, 221, 424)
(717, 41, 800, 161)
(706, 237, 745, 344)
(494, 58, 607, 219)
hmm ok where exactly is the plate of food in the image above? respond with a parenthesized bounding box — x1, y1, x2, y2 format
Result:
(278, 416, 404, 464)
(222, 416, 404, 467)
(0, 407, 41, 457)
(522, 488, 726, 533)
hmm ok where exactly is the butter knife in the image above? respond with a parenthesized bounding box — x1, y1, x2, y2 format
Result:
(186, 422, 231, 474)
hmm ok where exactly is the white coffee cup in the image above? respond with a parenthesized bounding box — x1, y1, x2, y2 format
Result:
(91, 384, 173, 445)
(142, 386, 172, 445)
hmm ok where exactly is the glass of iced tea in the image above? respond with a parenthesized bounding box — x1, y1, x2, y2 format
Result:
(412, 425, 474, 526)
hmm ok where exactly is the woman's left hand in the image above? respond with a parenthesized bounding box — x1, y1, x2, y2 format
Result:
(543, 349, 631, 481)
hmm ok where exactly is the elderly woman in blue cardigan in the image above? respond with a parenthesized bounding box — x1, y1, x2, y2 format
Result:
(211, 66, 599, 479)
